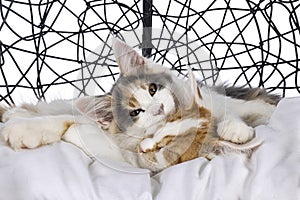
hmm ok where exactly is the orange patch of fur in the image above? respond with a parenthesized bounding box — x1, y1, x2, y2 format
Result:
(62, 121, 74, 135)
(143, 101, 213, 166)
(0, 106, 8, 122)
(129, 95, 140, 108)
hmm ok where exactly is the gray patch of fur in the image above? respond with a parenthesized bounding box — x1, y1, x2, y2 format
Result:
(212, 84, 281, 105)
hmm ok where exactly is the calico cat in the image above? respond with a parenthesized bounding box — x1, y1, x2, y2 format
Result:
(0, 38, 280, 173)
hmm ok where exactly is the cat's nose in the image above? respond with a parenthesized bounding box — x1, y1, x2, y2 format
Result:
(152, 104, 164, 116)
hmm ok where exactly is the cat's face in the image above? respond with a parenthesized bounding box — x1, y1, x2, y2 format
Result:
(111, 69, 179, 133)
(76, 38, 192, 134)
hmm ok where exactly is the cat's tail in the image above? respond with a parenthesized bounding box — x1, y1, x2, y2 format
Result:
(212, 84, 281, 105)
(218, 137, 264, 152)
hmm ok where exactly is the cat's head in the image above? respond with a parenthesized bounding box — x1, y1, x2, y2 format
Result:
(76, 38, 195, 135)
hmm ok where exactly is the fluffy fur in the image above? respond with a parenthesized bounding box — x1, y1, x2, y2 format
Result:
(0, 38, 281, 173)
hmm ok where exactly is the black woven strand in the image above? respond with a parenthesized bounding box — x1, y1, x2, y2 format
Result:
(0, 0, 299, 106)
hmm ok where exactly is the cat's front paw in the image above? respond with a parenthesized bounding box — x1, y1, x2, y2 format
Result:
(217, 119, 254, 143)
(138, 138, 156, 153)
(2, 117, 69, 150)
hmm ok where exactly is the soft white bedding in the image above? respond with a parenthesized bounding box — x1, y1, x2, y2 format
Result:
(0, 97, 299, 200)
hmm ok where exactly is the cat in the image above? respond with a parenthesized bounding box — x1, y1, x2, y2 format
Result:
(0, 38, 280, 173)
(134, 68, 266, 171)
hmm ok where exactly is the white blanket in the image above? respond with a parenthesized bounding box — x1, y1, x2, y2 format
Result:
(0, 97, 299, 200)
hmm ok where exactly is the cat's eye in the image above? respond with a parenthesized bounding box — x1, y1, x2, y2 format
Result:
(130, 108, 145, 117)
(148, 83, 157, 96)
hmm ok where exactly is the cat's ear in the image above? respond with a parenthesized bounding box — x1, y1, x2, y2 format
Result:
(187, 67, 202, 102)
(75, 95, 113, 129)
(112, 38, 147, 75)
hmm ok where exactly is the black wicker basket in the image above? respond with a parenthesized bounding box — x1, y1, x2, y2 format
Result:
(1, 0, 299, 106)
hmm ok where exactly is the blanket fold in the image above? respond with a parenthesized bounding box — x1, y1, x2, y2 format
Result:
(0, 97, 299, 200)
